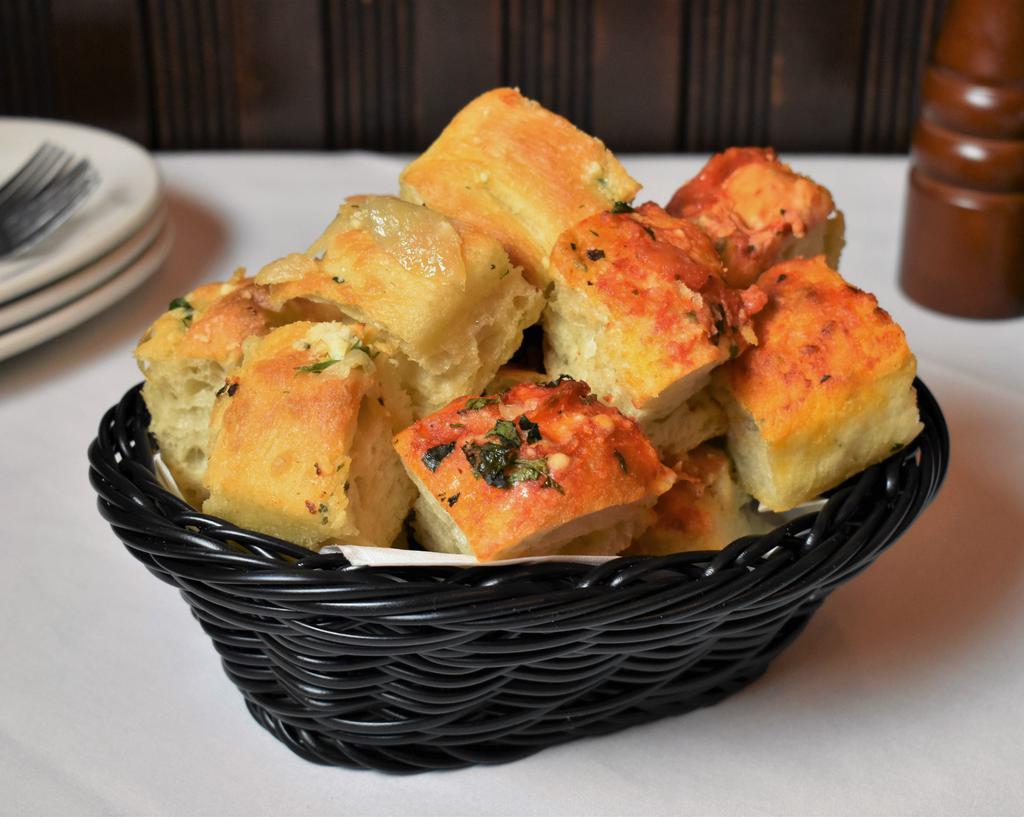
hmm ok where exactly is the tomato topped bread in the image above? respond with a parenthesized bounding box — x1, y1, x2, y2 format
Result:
(399, 87, 640, 288)
(202, 321, 415, 550)
(714, 257, 923, 512)
(135, 271, 281, 505)
(393, 378, 676, 561)
(255, 196, 543, 417)
(626, 444, 768, 556)
(543, 202, 766, 436)
(667, 147, 845, 288)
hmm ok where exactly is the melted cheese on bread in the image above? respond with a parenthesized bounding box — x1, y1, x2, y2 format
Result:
(667, 147, 844, 287)
(714, 257, 923, 511)
(393, 379, 676, 561)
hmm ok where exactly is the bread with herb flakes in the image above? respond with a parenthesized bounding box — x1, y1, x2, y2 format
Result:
(399, 87, 640, 288)
(713, 256, 922, 512)
(393, 378, 676, 561)
(256, 195, 543, 417)
(135, 271, 280, 505)
(543, 202, 766, 440)
(667, 147, 845, 288)
(202, 321, 415, 550)
(625, 444, 769, 556)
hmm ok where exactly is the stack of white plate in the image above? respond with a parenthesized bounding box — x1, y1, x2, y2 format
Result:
(0, 119, 172, 362)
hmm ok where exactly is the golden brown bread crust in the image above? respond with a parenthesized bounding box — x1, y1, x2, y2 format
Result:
(135, 272, 281, 505)
(257, 196, 543, 416)
(543, 203, 766, 423)
(399, 87, 640, 287)
(393, 379, 676, 561)
(203, 321, 414, 549)
(625, 444, 767, 556)
(714, 256, 923, 511)
(667, 147, 841, 288)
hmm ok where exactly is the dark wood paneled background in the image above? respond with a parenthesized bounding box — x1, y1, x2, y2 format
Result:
(1, 0, 947, 152)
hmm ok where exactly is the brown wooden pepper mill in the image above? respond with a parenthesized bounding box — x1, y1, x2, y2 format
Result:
(899, 0, 1024, 318)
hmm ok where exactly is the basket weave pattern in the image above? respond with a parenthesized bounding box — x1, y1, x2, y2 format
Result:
(88, 381, 948, 773)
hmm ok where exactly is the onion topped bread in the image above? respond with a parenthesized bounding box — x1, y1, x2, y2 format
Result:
(667, 147, 845, 288)
(393, 378, 676, 561)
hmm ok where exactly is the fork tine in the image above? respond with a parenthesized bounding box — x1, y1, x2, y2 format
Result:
(0, 161, 99, 257)
(0, 144, 74, 212)
(0, 144, 67, 208)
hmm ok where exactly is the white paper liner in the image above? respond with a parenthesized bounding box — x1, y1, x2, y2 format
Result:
(152, 452, 817, 569)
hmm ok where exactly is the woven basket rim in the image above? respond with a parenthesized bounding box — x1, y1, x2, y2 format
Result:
(88, 379, 948, 608)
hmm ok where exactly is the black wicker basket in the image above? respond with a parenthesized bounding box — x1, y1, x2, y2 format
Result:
(88, 379, 948, 774)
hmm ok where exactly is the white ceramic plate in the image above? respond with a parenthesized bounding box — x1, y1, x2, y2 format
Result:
(0, 205, 166, 333)
(0, 118, 162, 303)
(0, 221, 174, 362)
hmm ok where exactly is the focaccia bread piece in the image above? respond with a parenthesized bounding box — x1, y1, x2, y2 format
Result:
(626, 444, 769, 556)
(256, 196, 543, 417)
(667, 147, 845, 288)
(203, 321, 416, 550)
(393, 378, 676, 562)
(640, 387, 729, 462)
(135, 271, 279, 505)
(543, 202, 766, 435)
(714, 257, 923, 512)
(399, 87, 640, 288)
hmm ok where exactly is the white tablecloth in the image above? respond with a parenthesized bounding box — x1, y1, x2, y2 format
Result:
(2, 154, 1022, 817)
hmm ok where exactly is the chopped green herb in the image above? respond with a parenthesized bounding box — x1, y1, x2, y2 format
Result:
(586, 249, 605, 261)
(589, 229, 600, 237)
(643, 225, 657, 240)
(350, 338, 379, 358)
(613, 450, 628, 474)
(295, 358, 340, 374)
(729, 343, 739, 359)
(542, 374, 574, 388)
(332, 276, 345, 284)
(227, 382, 239, 397)
(508, 458, 565, 493)
(449, 422, 465, 429)
(570, 242, 577, 251)
(422, 442, 456, 472)
(777, 273, 788, 283)
(890, 442, 903, 453)
(215, 383, 228, 397)
(518, 415, 542, 444)
(447, 493, 460, 507)
(168, 297, 192, 312)
(318, 503, 328, 514)
(181, 313, 193, 328)
(611, 201, 634, 214)
(462, 440, 518, 488)
(499, 266, 510, 278)
(487, 419, 521, 446)
(460, 396, 499, 413)
(820, 374, 831, 383)
(686, 310, 698, 323)
(779, 208, 787, 216)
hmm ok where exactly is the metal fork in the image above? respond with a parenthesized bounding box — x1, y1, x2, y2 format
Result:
(0, 145, 100, 258)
